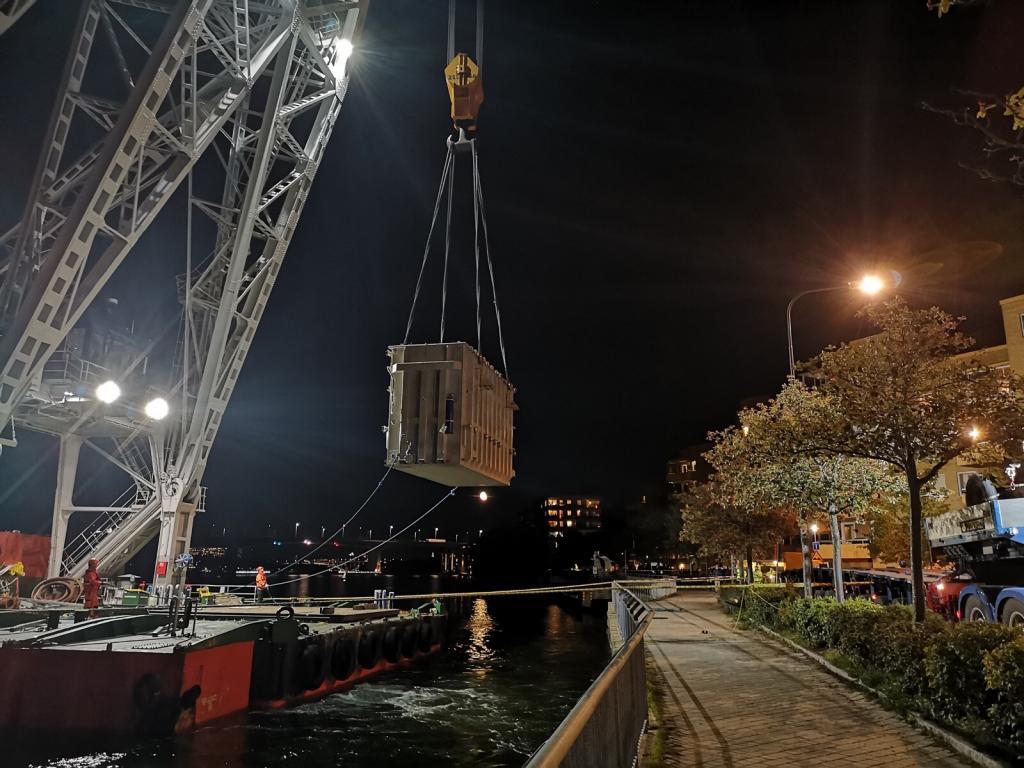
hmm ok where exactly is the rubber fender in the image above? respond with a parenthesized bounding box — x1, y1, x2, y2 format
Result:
(417, 617, 434, 652)
(400, 622, 418, 658)
(430, 615, 445, 646)
(301, 639, 326, 691)
(358, 629, 382, 669)
(382, 624, 402, 663)
(331, 633, 358, 680)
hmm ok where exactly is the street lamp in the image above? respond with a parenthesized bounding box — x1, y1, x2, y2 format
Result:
(786, 272, 899, 378)
(294, 522, 300, 538)
(389, 524, 394, 537)
(434, 527, 439, 539)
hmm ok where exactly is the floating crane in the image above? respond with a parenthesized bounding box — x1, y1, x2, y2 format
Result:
(0, 0, 366, 597)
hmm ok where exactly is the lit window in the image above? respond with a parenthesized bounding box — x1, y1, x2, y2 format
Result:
(566, 520, 573, 527)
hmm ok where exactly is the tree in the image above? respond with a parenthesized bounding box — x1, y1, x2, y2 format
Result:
(706, 382, 904, 600)
(680, 480, 795, 584)
(866, 490, 947, 566)
(924, 1, 1024, 187)
(790, 299, 1024, 620)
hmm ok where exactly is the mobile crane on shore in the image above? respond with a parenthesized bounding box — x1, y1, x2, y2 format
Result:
(925, 490, 1024, 626)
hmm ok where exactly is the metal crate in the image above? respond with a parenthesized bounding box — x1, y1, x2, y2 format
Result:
(385, 342, 515, 487)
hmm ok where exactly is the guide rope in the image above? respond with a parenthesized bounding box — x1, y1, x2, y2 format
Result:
(270, 487, 457, 588)
(207, 579, 675, 607)
(272, 464, 395, 576)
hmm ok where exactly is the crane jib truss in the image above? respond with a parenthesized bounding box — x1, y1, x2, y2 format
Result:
(0, 0, 367, 589)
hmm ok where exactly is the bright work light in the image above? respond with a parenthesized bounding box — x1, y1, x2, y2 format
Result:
(144, 397, 170, 421)
(96, 380, 121, 404)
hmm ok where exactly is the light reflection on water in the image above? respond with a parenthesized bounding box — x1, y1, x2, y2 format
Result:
(16, 596, 610, 768)
(466, 597, 496, 674)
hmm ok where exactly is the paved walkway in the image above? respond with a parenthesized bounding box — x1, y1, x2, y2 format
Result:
(645, 591, 970, 768)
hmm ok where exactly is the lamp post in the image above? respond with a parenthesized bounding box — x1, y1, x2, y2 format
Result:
(786, 275, 888, 378)
(785, 272, 895, 596)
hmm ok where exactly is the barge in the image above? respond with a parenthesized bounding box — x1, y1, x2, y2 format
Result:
(0, 600, 445, 738)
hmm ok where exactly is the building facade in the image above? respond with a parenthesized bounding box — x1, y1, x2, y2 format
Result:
(932, 293, 1024, 511)
(542, 497, 601, 537)
(666, 443, 713, 497)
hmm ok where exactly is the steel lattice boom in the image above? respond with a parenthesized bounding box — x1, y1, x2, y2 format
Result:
(0, 0, 366, 590)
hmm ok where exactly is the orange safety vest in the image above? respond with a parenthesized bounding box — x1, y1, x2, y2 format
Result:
(255, 569, 267, 589)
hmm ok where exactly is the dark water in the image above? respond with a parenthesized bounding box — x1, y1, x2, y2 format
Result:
(16, 595, 610, 768)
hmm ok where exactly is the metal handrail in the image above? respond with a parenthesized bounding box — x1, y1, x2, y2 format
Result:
(525, 578, 674, 768)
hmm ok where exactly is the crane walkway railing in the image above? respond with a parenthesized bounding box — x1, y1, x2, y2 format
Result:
(525, 578, 675, 768)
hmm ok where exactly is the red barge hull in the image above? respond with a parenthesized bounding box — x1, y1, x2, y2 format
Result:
(0, 607, 446, 737)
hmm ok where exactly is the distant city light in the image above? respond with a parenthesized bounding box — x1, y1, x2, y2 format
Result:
(144, 397, 169, 420)
(95, 380, 121, 404)
(856, 274, 884, 295)
(479, 491, 489, 502)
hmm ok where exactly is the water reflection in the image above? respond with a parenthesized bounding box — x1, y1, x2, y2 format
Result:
(464, 598, 496, 674)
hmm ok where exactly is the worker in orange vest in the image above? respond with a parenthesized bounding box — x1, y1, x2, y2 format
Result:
(83, 559, 101, 618)
(255, 566, 269, 603)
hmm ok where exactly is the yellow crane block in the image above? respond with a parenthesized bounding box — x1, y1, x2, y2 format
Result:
(444, 53, 484, 130)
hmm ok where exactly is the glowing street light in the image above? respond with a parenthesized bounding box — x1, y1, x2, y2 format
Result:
(969, 426, 982, 442)
(144, 397, 169, 420)
(434, 527, 439, 539)
(786, 271, 902, 378)
(479, 490, 489, 502)
(856, 274, 884, 295)
(810, 523, 819, 534)
(96, 380, 121, 404)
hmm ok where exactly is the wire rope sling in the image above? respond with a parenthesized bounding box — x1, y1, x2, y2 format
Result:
(386, 0, 515, 488)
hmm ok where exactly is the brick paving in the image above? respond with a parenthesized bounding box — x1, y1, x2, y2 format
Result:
(645, 591, 972, 768)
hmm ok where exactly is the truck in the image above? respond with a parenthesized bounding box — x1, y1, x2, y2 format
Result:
(924, 496, 1024, 626)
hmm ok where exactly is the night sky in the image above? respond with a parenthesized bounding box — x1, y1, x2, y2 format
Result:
(3, 1, 1024, 540)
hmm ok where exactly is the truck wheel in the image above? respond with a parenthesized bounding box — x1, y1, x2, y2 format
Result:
(1000, 598, 1024, 628)
(963, 595, 989, 623)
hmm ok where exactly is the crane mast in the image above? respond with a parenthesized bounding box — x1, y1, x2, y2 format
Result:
(0, 0, 366, 594)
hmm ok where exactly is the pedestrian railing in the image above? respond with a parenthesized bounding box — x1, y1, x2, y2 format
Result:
(525, 578, 675, 768)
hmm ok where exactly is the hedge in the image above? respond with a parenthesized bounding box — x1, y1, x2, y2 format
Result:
(725, 588, 1024, 757)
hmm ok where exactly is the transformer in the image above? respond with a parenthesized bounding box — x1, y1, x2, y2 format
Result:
(386, 342, 515, 487)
